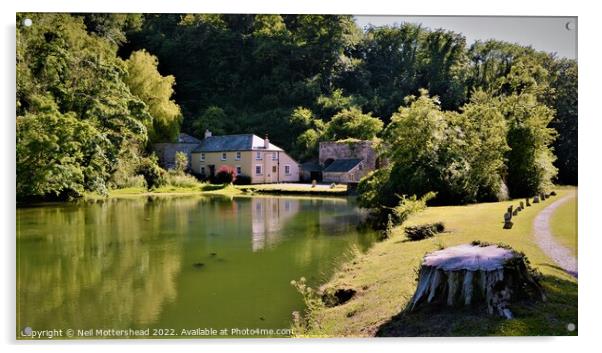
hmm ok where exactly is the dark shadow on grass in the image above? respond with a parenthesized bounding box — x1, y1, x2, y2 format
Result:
(394, 231, 453, 244)
(200, 184, 227, 191)
(374, 275, 577, 337)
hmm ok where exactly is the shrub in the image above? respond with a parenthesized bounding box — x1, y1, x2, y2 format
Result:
(379, 213, 394, 240)
(290, 277, 324, 335)
(367, 191, 436, 230)
(392, 192, 437, 224)
(137, 157, 166, 190)
(404, 222, 445, 241)
(166, 170, 200, 188)
(174, 151, 188, 174)
(233, 174, 252, 185)
(214, 165, 237, 184)
(112, 175, 147, 189)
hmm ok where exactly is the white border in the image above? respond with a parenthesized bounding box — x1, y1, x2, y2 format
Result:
(2, 1, 600, 352)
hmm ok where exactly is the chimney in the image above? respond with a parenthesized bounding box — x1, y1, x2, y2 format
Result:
(264, 134, 269, 149)
(204, 129, 212, 139)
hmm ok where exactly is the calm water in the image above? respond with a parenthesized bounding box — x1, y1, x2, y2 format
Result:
(17, 195, 376, 338)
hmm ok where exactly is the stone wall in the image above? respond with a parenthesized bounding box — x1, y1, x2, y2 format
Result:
(319, 140, 377, 169)
(153, 143, 199, 170)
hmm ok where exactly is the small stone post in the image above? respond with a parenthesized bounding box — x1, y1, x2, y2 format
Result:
(503, 212, 513, 229)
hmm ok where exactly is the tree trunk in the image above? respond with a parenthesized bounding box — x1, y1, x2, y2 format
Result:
(407, 243, 545, 319)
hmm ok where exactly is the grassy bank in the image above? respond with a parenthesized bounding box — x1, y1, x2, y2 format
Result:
(299, 186, 577, 337)
(237, 183, 347, 196)
(86, 182, 348, 200)
(549, 194, 578, 256)
(84, 183, 243, 200)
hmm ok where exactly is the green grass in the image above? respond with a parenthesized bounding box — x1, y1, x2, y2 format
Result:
(299, 187, 578, 337)
(84, 183, 243, 200)
(86, 183, 347, 200)
(549, 194, 578, 256)
(236, 183, 347, 195)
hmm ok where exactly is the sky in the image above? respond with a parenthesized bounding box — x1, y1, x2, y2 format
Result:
(353, 16, 577, 59)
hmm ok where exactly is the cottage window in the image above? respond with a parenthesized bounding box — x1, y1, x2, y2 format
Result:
(221, 152, 227, 161)
(200, 167, 205, 175)
(200, 153, 205, 161)
(255, 165, 262, 175)
(236, 151, 241, 160)
(236, 166, 242, 175)
(284, 165, 291, 175)
(272, 166, 277, 173)
(272, 152, 277, 160)
(256, 152, 262, 160)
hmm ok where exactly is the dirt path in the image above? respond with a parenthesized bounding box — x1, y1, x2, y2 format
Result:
(533, 192, 578, 278)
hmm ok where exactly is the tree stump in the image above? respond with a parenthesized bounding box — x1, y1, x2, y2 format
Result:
(525, 198, 531, 207)
(503, 212, 513, 229)
(550, 191, 557, 196)
(533, 195, 540, 203)
(519, 201, 524, 209)
(507, 205, 513, 214)
(407, 243, 546, 319)
(512, 209, 518, 216)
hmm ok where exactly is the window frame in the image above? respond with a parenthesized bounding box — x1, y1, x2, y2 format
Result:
(256, 151, 262, 160)
(235, 151, 241, 160)
(284, 165, 291, 175)
(221, 152, 227, 161)
(255, 164, 262, 175)
(200, 153, 205, 161)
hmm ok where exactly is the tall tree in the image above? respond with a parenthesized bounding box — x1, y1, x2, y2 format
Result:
(125, 49, 182, 142)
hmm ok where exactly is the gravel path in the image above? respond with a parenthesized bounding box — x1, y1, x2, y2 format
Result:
(533, 192, 578, 278)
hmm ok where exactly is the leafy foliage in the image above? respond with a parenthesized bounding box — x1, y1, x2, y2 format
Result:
(124, 50, 182, 142)
(137, 156, 167, 190)
(16, 13, 154, 200)
(16, 13, 577, 201)
(323, 107, 383, 141)
(174, 151, 188, 174)
(214, 165, 237, 184)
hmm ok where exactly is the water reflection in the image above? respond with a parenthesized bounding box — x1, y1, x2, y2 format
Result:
(17, 196, 376, 336)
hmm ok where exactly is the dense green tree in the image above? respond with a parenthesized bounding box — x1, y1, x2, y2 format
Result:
(455, 90, 509, 201)
(501, 93, 557, 197)
(16, 13, 162, 200)
(125, 50, 182, 142)
(288, 107, 325, 160)
(360, 89, 510, 206)
(16, 99, 111, 199)
(323, 107, 383, 141)
(192, 106, 228, 137)
(547, 59, 578, 185)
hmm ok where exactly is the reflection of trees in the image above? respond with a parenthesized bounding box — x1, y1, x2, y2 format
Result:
(17, 197, 206, 330)
(17, 195, 378, 333)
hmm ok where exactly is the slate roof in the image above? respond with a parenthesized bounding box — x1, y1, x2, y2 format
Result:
(177, 133, 202, 144)
(192, 134, 283, 153)
(301, 161, 323, 172)
(323, 159, 362, 173)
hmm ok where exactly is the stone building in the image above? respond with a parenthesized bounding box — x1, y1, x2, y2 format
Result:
(153, 133, 202, 170)
(302, 140, 379, 184)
